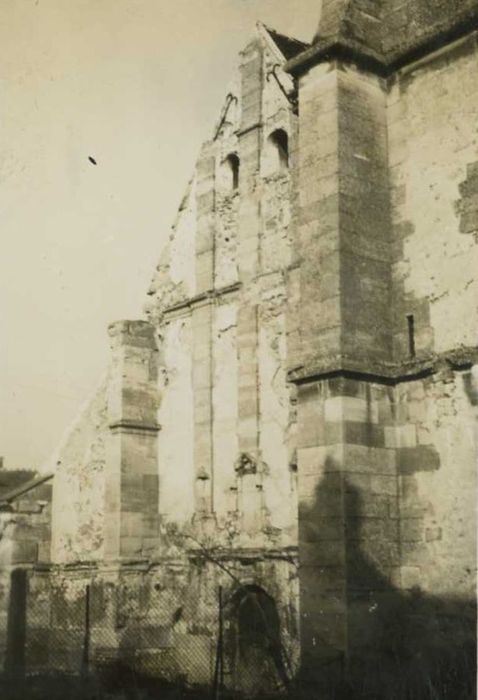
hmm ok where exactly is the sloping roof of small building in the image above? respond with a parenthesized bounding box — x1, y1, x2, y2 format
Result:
(0, 469, 36, 497)
(0, 469, 53, 505)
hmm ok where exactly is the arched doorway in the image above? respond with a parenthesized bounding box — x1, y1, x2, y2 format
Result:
(226, 585, 289, 696)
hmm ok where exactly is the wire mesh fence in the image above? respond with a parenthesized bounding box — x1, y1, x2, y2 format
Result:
(0, 569, 296, 700)
(4, 567, 473, 700)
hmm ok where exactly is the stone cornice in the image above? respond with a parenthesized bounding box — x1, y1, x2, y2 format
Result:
(288, 346, 478, 386)
(187, 545, 298, 563)
(33, 548, 299, 575)
(286, 39, 385, 78)
(109, 420, 160, 434)
(162, 282, 241, 321)
(285, 22, 478, 79)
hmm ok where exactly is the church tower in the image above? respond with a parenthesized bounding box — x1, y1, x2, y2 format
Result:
(286, 0, 478, 693)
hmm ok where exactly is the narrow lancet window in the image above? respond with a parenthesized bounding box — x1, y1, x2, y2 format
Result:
(407, 314, 416, 358)
(268, 129, 289, 171)
(225, 153, 240, 191)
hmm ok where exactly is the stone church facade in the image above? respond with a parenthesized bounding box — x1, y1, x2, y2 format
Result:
(1, 2, 478, 697)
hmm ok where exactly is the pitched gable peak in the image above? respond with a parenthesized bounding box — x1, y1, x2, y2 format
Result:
(257, 21, 310, 61)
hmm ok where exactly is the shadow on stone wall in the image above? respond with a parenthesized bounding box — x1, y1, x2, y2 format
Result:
(2, 467, 476, 700)
(463, 369, 478, 407)
(296, 469, 477, 700)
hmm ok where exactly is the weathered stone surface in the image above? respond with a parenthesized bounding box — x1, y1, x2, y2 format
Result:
(301, 0, 478, 67)
(4, 13, 476, 699)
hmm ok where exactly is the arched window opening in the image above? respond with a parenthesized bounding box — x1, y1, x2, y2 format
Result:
(224, 153, 240, 192)
(226, 585, 290, 695)
(268, 129, 289, 172)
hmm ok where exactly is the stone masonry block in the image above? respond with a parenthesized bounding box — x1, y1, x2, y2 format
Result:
(400, 566, 421, 589)
(299, 540, 346, 567)
(325, 396, 379, 424)
(37, 541, 51, 563)
(120, 512, 143, 538)
(425, 526, 443, 542)
(301, 517, 345, 543)
(344, 421, 385, 448)
(299, 493, 343, 520)
(11, 539, 38, 564)
(298, 471, 342, 500)
(298, 445, 343, 475)
(300, 564, 346, 595)
(384, 426, 398, 448)
(400, 518, 424, 543)
(345, 492, 395, 519)
(195, 222, 214, 254)
(195, 252, 214, 293)
(343, 445, 396, 475)
(398, 445, 441, 475)
(120, 536, 143, 557)
(192, 358, 211, 392)
(120, 475, 145, 510)
(345, 472, 398, 498)
(108, 320, 156, 350)
(345, 516, 399, 543)
(300, 610, 346, 652)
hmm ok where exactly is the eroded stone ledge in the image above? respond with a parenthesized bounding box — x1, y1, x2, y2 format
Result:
(288, 345, 478, 386)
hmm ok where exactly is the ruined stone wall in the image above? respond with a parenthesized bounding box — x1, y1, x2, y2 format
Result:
(13, 33, 302, 689)
(156, 314, 196, 525)
(294, 368, 477, 694)
(46, 319, 161, 566)
(386, 34, 478, 599)
(9, 17, 476, 695)
(395, 371, 476, 597)
(49, 381, 108, 563)
(146, 178, 197, 314)
(4, 553, 299, 690)
(388, 36, 478, 358)
(145, 26, 299, 552)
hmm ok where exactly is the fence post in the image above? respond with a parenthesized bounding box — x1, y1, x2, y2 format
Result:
(219, 587, 224, 693)
(81, 583, 91, 677)
(5, 568, 28, 682)
(213, 586, 224, 700)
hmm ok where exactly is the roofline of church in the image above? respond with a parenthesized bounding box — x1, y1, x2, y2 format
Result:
(285, 12, 478, 78)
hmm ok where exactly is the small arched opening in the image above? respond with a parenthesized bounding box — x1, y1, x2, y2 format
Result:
(267, 129, 289, 172)
(224, 153, 240, 192)
(225, 585, 289, 696)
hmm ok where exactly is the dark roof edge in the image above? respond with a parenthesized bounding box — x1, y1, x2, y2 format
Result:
(285, 14, 478, 78)
(0, 472, 54, 505)
(285, 39, 387, 77)
(262, 24, 310, 50)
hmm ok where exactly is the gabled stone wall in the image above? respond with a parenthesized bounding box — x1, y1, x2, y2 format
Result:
(3, 9, 476, 697)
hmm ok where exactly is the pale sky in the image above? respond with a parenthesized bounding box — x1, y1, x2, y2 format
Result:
(0, 0, 319, 471)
